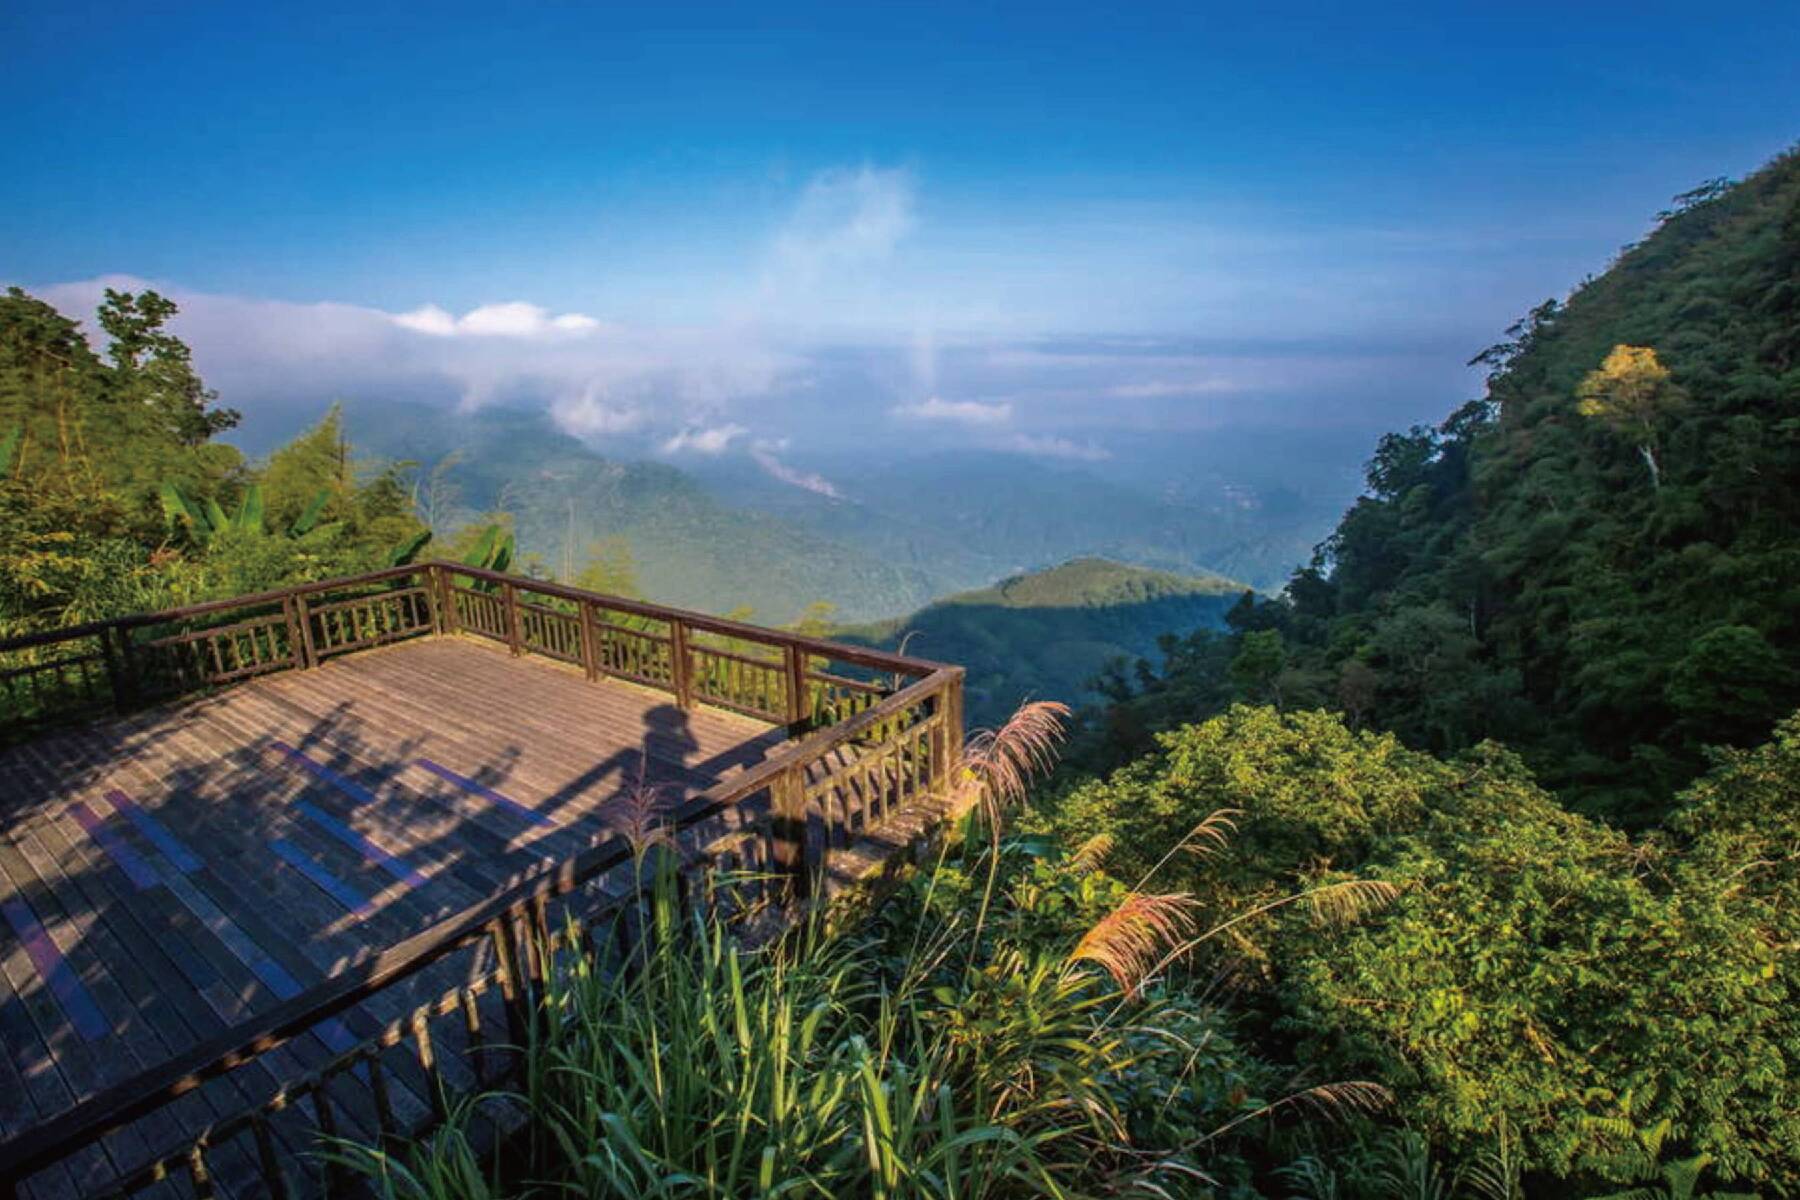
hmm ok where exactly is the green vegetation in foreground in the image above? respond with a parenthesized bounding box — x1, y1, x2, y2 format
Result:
(838, 557, 1245, 727)
(338, 701, 1800, 1197)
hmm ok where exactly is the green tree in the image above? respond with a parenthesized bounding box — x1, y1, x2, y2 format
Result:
(1230, 629, 1288, 705)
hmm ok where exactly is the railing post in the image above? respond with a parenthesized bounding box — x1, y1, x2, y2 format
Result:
(502, 582, 523, 656)
(938, 669, 965, 792)
(437, 565, 460, 636)
(281, 594, 304, 672)
(770, 762, 812, 902)
(782, 644, 810, 736)
(422, 566, 444, 636)
(99, 624, 138, 712)
(669, 619, 693, 709)
(293, 592, 317, 669)
(577, 599, 600, 681)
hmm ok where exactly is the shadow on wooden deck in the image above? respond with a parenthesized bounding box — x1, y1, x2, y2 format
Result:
(0, 636, 787, 1199)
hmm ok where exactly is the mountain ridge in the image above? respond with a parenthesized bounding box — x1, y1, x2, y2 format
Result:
(837, 556, 1247, 725)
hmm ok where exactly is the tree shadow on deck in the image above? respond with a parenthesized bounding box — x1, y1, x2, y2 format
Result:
(0, 652, 794, 1200)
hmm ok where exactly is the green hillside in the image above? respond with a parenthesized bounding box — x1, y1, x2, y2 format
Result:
(340, 400, 940, 623)
(1084, 150, 1800, 823)
(840, 557, 1245, 726)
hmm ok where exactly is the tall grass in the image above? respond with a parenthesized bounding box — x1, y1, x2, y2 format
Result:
(332, 703, 1393, 1199)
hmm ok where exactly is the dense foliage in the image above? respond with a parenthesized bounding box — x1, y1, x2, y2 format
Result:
(0, 287, 432, 634)
(1034, 708, 1800, 1191)
(1079, 149, 1800, 824)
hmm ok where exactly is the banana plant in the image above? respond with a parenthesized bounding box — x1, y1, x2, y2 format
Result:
(160, 482, 266, 541)
(386, 528, 433, 567)
(456, 522, 514, 591)
(159, 478, 437, 568)
(289, 488, 333, 536)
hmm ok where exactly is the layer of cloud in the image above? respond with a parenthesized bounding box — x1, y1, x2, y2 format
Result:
(16, 161, 1488, 484)
(1000, 433, 1112, 462)
(395, 302, 603, 338)
(891, 396, 1012, 426)
(662, 423, 748, 455)
(751, 441, 843, 499)
(1106, 377, 1240, 399)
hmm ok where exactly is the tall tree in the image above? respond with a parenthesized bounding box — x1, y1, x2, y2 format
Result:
(1575, 344, 1684, 489)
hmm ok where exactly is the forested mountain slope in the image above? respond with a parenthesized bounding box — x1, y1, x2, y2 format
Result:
(838, 557, 1243, 726)
(696, 445, 1346, 595)
(1086, 150, 1800, 822)
(341, 400, 941, 623)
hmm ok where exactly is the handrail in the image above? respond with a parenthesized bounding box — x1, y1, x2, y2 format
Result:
(0, 564, 425, 653)
(0, 560, 947, 680)
(0, 564, 969, 1196)
(439, 562, 951, 678)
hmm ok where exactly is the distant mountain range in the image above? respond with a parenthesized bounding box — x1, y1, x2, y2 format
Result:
(289, 398, 1339, 625)
(836, 557, 1246, 726)
(323, 400, 939, 622)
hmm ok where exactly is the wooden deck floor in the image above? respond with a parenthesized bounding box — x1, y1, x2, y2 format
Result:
(0, 636, 786, 1196)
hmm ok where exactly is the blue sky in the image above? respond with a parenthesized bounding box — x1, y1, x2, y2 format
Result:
(4, 1, 1798, 469)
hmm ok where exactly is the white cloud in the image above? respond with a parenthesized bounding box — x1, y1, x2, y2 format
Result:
(662, 423, 748, 455)
(768, 165, 915, 283)
(551, 392, 644, 437)
(1000, 433, 1112, 462)
(750, 442, 843, 499)
(395, 301, 603, 339)
(891, 396, 1012, 426)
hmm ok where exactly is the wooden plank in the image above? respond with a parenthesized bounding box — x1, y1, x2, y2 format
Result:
(0, 894, 108, 1043)
(266, 741, 381, 806)
(269, 839, 376, 918)
(61, 802, 157, 891)
(413, 760, 557, 828)
(5, 824, 264, 1200)
(102, 790, 204, 874)
(292, 801, 429, 891)
(0, 839, 165, 1196)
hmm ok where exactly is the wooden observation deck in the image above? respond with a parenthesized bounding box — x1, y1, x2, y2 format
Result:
(0, 564, 965, 1199)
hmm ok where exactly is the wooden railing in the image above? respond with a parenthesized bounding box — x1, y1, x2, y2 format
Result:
(0, 563, 966, 1200)
(0, 562, 940, 737)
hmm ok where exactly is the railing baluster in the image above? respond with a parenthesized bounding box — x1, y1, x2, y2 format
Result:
(460, 988, 491, 1083)
(366, 1047, 397, 1141)
(250, 1113, 288, 1200)
(410, 1011, 448, 1126)
(185, 1142, 215, 1200)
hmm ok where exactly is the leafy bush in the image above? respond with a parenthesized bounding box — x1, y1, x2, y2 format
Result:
(1033, 706, 1800, 1191)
